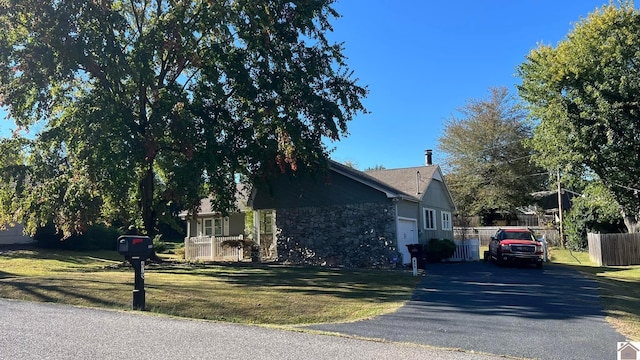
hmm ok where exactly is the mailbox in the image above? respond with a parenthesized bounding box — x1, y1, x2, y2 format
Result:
(117, 235, 153, 259)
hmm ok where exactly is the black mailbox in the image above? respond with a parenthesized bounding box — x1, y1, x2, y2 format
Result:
(117, 235, 153, 259)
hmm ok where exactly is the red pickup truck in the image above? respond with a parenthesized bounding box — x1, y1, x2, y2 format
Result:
(486, 229, 544, 268)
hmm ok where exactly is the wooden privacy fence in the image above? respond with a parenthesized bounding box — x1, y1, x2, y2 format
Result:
(454, 227, 560, 247)
(185, 235, 244, 261)
(588, 233, 640, 266)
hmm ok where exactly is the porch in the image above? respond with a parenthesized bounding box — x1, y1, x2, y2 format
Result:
(185, 235, 245, 261)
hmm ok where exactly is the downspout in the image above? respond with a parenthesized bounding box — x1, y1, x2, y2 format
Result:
(394, 198, 400, 261)
(254, 210, 260, 256)
(185, 218, 191, 260)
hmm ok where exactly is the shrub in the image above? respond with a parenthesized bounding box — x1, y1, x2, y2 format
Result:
(426, 238, 457, 263)
(152, 235, 168, 253)
(564, 184, 624, 251)
(34, 223, 120, 251)
(173, 244, 185, 259)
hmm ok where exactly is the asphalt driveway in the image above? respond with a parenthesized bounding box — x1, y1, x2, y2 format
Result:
(307, 261, 626, 360)
(0, 298, 505, 360)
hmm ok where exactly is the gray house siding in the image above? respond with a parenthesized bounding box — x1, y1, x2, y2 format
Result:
(252, 170, 400, 267)
(423, 180, 454, 209)
(252, 170, 390, 209)
(228, 213, 245, 235)
(396, 199, 419, 219)
(419, 180, 455, 241)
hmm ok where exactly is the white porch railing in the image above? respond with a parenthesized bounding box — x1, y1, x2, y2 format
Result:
(445, 239, 480, 262)
(185, 235, 244, 261)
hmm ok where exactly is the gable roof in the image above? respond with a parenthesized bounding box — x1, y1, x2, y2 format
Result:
(183, 160, 456, 217)
(178, 183, 249, 219)
(365, 166, 437, 196)
(365, 165, 456, 210)
(328, 160, 420, 202)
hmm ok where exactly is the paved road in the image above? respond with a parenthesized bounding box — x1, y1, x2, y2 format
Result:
(0, 298, 504, 360)
(308, 262, 626, 360)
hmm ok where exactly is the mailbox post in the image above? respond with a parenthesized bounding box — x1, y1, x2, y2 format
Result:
(117, 235, 153, 311)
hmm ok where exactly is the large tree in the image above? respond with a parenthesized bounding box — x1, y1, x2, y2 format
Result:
(438, 87, 545, 224)
(518, 1, 640, 232)
(0, 0, 366, 237)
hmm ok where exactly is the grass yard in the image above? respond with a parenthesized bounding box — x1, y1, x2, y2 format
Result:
(548, 247, 640, 341)
(0, 248, 420, 325)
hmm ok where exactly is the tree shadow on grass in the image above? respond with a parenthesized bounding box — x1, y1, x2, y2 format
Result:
(0, 277, 130, 308)
(0, 247, 122, 264)
(152, 264, 417, 302)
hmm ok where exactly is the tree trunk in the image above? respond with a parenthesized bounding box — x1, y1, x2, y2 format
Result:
(140, 165, 156, 236)
(623, 212, 640, 233)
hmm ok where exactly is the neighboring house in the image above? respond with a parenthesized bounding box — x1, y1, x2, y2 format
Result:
(0, 223, 33, 245)
(182, 150, 456, 267)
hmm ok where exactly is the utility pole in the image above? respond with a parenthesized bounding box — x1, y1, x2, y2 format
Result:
(557, 170, 564, 248)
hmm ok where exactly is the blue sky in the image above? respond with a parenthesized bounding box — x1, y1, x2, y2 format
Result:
(324, 0, 617, 170)
(0, 1, 618, 170)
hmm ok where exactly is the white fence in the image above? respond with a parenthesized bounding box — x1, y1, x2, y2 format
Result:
(446, 239, 480, 262)
(185, 235, 244, 261)
(454, 226, 561, 247)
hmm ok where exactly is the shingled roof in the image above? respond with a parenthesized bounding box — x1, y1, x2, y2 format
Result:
(329, 160, 420, 202)
(365, 165, 439, 197)
(178, 183, 249, 218)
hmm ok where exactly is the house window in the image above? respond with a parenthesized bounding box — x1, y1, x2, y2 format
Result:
(424, 208, 436, 230)
(214, 218, 223, 236)
(260, 211, 273, 234)
(442, 211, 452, 231)
(203, 219, 213, 236)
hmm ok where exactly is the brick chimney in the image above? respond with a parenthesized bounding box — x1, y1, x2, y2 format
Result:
(425, 149, 433, 166)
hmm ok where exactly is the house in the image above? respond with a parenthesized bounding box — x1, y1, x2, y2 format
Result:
(178, 184, 269, 261)
(181, 150, 456, 267)
(0, 223, 33, 245)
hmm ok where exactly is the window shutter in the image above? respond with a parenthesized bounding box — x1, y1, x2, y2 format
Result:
(224, 217, 230, 236)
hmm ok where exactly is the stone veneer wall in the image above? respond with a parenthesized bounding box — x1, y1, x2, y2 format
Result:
(275, 202, 399, 268)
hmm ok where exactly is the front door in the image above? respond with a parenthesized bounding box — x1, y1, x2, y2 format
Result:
(397, 219, 418, 264)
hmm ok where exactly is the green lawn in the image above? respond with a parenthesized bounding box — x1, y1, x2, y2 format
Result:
(548, 247, 640, 341)
(0, 248, 420, 325)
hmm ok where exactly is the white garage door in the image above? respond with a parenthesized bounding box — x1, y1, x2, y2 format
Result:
(397, 219, 418, 264)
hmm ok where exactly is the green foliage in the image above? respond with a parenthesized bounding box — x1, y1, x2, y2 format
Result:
(438, 87, 546, 220)
(518, 1, 640, 231)
(564, 182, 624, 250)
(364, 165, 386, 171)
(0, 0, 367, 238)
(426, 238, 456, 263)
(244, 209, 255, 240)
(34, 224, 120, 251)
(173, 245, 185, 260)
(152, 235, 168, 254)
